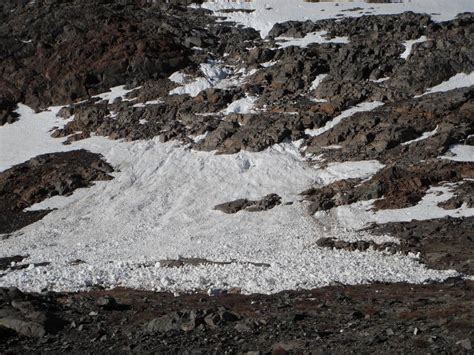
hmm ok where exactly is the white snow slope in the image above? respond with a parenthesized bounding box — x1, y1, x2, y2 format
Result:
(0, 105, 459, 294)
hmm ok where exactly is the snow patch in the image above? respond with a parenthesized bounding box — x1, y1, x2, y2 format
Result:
(325, 183, 474, 231)
(309, 74, 328, 91)
(415, 72, 474, 97)
(199, 0, 474, 39)
(0, 105, 77, 172)
(92, 85, 138, 104)
(305, 101, 384, 137)
(400, 36, 427, 60)
(222, 95, 258, 115)
(401, 126, 438, 146)
(276, 31, 349, 49)
(370, 77, 390, 83)
(0, 104, 456, 294)
(313, 160, 385, 186)
(441, 144, 474, 162)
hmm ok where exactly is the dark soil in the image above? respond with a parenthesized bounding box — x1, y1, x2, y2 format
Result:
(0, 280, 473, 353)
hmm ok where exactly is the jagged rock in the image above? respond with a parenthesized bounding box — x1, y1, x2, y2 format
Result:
(0, 318, 46, 338)
(214, 194, 282, 214)
(0, 150, 113, 234)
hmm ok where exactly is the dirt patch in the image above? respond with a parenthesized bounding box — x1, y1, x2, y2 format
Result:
(1, 280, 473, 353)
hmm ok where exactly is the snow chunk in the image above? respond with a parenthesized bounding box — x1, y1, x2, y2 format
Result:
(400, 36, 427, 60)
(170, 77, 213, 97)
(169, 71, 192, 84)
(169, 62, 253, 97)
(305, 101, 384, 137)
(222, 95, 258, 115)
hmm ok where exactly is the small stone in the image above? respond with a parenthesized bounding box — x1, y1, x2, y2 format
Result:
(96, 296, 117, 309)
(456, 339, 472, 350)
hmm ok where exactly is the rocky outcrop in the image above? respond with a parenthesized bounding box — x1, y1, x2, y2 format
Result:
(305, 88, 474, 164)
(0, 150, 113, 234)
(369, 216, 474, 274)
(214, 194, 282, 214)
(302, 160, 473, 214)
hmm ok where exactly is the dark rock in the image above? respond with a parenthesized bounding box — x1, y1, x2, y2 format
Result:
(0, 150, 113, 234)
(96, 296, 118, 310)
(214, 194, 282, 214)
(0, 318, 46, 338)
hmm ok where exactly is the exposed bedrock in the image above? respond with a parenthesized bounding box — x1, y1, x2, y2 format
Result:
(305, 88, 474, 164)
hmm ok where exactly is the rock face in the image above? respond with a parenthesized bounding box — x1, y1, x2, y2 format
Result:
(0, 287, 66, 339)
(0, 150, 113, 234)
(26, 11, 470, 159)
